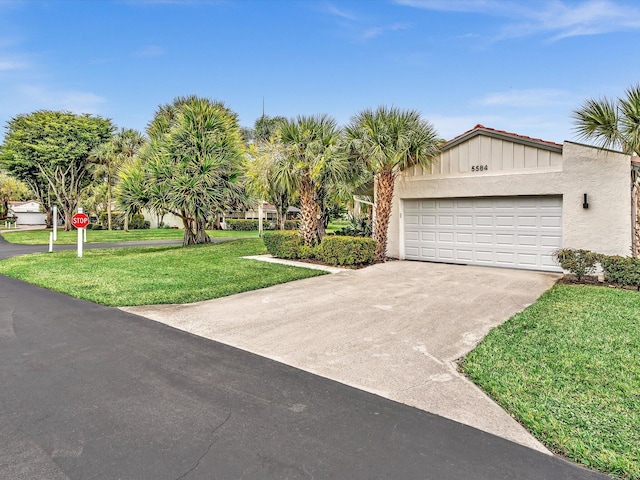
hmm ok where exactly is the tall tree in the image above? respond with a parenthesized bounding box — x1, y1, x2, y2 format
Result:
(90, 128, 146, 230)
(573, 83, 640, 156)
(1, 111, 114, 230)
(346, 106, 440, 262)
(275, 114, 346, 246)
(117, 96, 246, 246)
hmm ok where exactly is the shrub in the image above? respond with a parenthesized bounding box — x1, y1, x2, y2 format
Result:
(319, 235, 376, 266)
(226, 219, 278, 231)
(129, 213, 150, 230)
(600, 255, 640, 286)
(554, 248, 599, 281)
(99, 211, 125, 229)
(334, 214, 372, 237)
(283, 219, 299, 230)
(263, 231, 303, 259)
(91, 224, 104, 230)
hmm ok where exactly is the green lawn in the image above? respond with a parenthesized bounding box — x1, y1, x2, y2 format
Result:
(0, 238, 325, 306)
(1, 228, 258, 244)
(461, 284, 640, 479)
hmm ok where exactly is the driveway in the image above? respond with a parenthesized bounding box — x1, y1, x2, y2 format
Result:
(125, 260, 560, 453)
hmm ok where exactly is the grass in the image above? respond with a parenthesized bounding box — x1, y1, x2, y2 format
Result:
(0, 238, 325, 306)
(1, 228, 259, 244)
(461, 284, 640, 479)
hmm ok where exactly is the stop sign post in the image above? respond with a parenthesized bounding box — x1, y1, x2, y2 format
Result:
(73, 209, 89, 258)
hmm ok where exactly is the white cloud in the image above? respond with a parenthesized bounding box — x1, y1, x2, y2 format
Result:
(477, 89, 574, 108)
(396, 0, 640, 41)
(133, 45, 166, 58)
(0, 59, 28, 71)
(361, 22, 410, 40)
(324, 4, 359, 21)
(16, 85, 106, 114)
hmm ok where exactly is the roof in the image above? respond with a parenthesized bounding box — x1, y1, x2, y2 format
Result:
(441, 124, 564, 153)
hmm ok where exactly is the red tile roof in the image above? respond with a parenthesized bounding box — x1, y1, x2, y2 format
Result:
(444, 124, 563, 149)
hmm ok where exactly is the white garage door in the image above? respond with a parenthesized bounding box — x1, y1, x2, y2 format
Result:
(403, 196, 562, 272)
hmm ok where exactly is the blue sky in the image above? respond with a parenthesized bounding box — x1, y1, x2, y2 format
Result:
(1, 0, 639, 144)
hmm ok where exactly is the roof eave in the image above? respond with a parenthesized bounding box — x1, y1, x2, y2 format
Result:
(441, 127, 563, 154)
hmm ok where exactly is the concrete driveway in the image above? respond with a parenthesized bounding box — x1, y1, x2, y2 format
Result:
(124, 260, 560, 453)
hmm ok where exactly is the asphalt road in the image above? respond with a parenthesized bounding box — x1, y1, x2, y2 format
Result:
(0, 239, 611, 479)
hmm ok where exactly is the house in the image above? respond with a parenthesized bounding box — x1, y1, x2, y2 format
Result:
(387, 125, 637, 273)
(8, 201, 47, 226)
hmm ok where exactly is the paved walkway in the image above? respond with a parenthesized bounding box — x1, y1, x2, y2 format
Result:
(125, 260, 562, 453)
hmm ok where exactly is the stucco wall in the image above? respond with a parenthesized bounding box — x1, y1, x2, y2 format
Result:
(387, 138, 631, 259)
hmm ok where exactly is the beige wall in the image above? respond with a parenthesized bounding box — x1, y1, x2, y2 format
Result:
(387, 137, 632, 259)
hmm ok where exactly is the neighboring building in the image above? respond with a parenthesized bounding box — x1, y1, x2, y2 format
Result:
(8, 201, 47, 226)
(387, 125, 635, 273)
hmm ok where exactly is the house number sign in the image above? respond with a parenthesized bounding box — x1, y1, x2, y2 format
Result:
(471, 165, 489, 172)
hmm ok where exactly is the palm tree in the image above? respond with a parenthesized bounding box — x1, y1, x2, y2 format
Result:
(346, 106, 440, 263)
(90, 128, 145, 230)
(275, 114, 346, 247)
(573, 83, 640, 156)
(119, 96, 246, 246)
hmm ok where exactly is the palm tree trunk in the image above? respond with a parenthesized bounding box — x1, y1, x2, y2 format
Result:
(195, 219, 211, 244)
(299, 179, 318, 247)
(372, 170, 395, 263)
(181, 215, 197, 246)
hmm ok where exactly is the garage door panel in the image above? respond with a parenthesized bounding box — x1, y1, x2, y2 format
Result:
(456, 215, 473, 226)
(421, 215, 436, 225)
(457, 250, 473, 261)
(438, 232, 454, 243)
(456, 232, 473, 244)
(541, 216, 561, 228)
(475, 217, 493, 228)
(541, 235, 562, 247)
(476, 233, 494, 244)
(496, 234, 515, 245)
(403, 196, 562, 272)
(405, 231, 419, 241)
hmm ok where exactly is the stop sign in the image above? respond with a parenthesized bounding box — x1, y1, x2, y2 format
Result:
(71, 213, 90, 229)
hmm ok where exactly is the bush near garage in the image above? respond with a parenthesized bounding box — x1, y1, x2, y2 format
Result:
(554, 248, 599, 281)
(318, 236, 376, 266)
(600, 255, 640, 287)
(263, 231, 376, 267)
(554, 248, 640, 289)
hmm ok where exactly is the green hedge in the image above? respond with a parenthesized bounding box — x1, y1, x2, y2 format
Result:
(263, 231, 303, 259)
(600, 255, 640, 286)
(226, 218, 299, 231)
(263, 232, 376, 266)
(319, 236, 376, 266)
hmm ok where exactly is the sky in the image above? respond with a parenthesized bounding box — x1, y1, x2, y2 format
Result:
(1, 0, 640, 144)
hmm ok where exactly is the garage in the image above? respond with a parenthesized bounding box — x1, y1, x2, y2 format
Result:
(403, 196, 562, 272)
(387, 125, 635, 270)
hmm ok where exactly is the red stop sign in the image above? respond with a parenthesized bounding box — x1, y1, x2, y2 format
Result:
(71, 213, 90, 229)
